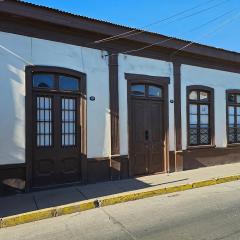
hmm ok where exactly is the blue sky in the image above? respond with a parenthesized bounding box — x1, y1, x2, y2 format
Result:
(24, 0, 240, 52)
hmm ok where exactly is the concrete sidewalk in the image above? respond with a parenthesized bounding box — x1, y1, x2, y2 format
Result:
(1, 162, 240, 218)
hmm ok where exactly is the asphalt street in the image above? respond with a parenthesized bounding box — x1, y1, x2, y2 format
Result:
(1, 180, 240, 240)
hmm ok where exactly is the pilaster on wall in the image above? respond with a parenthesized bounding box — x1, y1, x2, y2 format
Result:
(109, 53, 129, 179)
(109, 53, 120, 155)
(173, 60, 183, 171)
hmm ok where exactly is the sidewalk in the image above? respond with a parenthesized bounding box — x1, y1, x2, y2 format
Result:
(1, 162, 240, 219)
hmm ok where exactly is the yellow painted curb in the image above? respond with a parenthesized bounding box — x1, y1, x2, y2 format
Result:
(1, 174, 240, 229)
(165, 184, 193, 193)
(99, 187, 167, 207)
(1, 208, 56, 228)
(192, 179, 217, 188)
(56, 200, 97, 216)
(0, 199, 97, 229)
(216, 175, 240, 184)
(100, 184, 193, 207)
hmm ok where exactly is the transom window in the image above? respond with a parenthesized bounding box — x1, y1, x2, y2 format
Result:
(227, 92, 240, 144)
(59, 76, 79, 91)
(33, 73, 80, 91)
(187, 88, 213, 146)
(130, 84, 162, 98)
(33, 74, 54, 89)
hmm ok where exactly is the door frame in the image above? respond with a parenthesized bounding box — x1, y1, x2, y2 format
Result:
(125, 73, 170, 177)
(25, 66, 87, 190)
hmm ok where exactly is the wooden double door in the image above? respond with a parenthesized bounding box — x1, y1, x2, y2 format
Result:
(129, 83, 166, 176)
(32, 93, 81, 187)
(26, 68, 86, 189)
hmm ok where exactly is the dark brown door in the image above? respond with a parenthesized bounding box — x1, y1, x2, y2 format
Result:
(130, 84, 165, 175)
(32, 93, 81, 187)
(132, 99, 149, 175)
(148, 100, 164, 173)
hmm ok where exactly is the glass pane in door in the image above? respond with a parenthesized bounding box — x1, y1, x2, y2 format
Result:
(61, 98, 76, 146)
(36, 96, 53, 147)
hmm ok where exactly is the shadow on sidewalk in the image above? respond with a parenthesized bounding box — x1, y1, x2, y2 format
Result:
(0, 177, 188, 218)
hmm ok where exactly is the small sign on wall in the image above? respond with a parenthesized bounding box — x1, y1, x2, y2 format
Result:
(90, 96, 96, 101)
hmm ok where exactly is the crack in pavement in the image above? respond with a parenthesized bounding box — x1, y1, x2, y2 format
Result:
(100, 207, 138, 240)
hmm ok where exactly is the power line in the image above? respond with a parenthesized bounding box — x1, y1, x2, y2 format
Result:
(163, 0, 231, 26)
(92, 0, 217, 44)
(102, 0, 231, 44)
(105, 8, 236, 57)
(91, 0, 230, 45)
(171, 10, 240, 57)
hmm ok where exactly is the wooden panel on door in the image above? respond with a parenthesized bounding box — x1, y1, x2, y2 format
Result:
(58, 96, 81, 183)
(132, 99, 148, 175)
(32, 94, 82, 187)
(33, 94, 56, 187)
(148, 100, 164, 173)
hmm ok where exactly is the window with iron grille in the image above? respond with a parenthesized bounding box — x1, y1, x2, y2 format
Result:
(187, 86, 214, 146)
(226, 91, 240, 144)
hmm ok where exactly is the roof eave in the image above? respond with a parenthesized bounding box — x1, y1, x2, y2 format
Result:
(1, 0, 240, 64)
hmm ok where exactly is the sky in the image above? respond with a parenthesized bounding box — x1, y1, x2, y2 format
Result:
(23, 0, 240, 53)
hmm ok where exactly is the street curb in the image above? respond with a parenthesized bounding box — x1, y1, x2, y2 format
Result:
(1, 174, 240, 228)
(0, 200, 97, 229)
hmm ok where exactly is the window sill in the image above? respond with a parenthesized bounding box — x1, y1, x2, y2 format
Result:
(187, 145, 216, 150)
(227, 143, 240, 148)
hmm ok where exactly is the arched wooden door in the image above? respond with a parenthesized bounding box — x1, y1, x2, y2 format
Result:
(26, 66, 87, 189)
(126, 74, 169, 176)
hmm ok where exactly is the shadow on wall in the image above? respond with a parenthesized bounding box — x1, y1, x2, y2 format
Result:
(0, 63, 26, 192)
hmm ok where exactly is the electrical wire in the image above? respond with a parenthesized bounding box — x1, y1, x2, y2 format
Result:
(91, 0, 230, 45)
(103, 0, 231, 44)
(105, 8, 236, 57)
(171, 10, 240, 57)
(92, 0, 217, 44)
(162, 0, 231, 27)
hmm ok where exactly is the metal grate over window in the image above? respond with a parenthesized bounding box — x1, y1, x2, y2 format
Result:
(227, 93, 240, 144)
(36, 96, 53, 147)
(61, 97, 76, 147)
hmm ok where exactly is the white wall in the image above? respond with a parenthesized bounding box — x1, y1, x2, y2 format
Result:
(181, 64, 240, 150)
(0, 31, 110, 164)
(3, 31, 239, 166)
(118, 54, 175, 155)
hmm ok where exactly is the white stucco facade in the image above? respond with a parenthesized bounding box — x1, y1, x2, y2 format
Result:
(118, 54, 175, 155)
(0, 31, 176, 166)
(0, 31, 110, 164)
(2, 30, 240, 167)
(181, 64, 240, 150)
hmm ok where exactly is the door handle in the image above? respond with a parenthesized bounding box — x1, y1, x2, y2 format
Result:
(145, 130, 149, 141)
